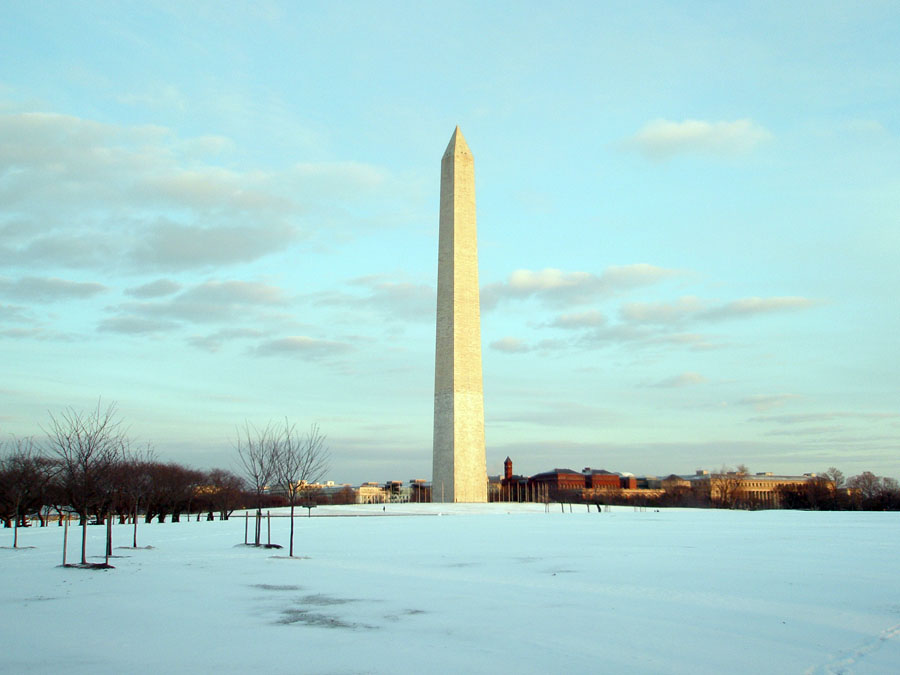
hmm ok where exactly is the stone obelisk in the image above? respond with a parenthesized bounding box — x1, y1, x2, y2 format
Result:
(432, 127, 487, 503)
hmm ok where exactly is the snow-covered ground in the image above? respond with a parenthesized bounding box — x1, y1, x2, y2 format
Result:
(2, 504, 898, 674)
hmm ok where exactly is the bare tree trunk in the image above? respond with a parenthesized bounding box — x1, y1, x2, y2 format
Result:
(62, 516, 69, 565)
(132, 504, 138, 548)
(81, 519, 87, 565)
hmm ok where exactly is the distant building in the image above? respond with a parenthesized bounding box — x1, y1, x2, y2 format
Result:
(352, 480, 432, 504)
(343, 463, 831, 509)
(383, 480, 406, 503)
(661, 474, 691, 491)
(357, 482, 387, 504)
(689, 470, 833, 508)
(527, 466, 634, 501)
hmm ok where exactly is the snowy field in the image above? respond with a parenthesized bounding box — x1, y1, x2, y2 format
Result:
(2, 504, 899, 674)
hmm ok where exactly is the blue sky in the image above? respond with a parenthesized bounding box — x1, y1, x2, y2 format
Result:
(2, 1, 898, 483)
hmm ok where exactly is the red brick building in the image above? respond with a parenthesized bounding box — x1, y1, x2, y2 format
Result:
(527, 467, 633, 500)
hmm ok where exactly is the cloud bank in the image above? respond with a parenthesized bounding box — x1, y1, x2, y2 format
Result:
(0, 111, 398, 274)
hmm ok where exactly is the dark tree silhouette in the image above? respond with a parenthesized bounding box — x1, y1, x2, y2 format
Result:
(847, 472, 900, 510)
(202, 469, 245, 520)
(144, 463, 204, 523)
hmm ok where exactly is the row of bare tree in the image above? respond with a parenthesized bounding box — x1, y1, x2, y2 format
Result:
(1, 402, 330, 563)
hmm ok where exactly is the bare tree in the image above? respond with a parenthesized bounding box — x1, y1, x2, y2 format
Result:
(44, 401, 127, 565)
(0, 436, 50, 546)
(709, 466, 745, 509)
(847, 471, 900, 509)
(274, 421, 329, 557)
(847, 471, 881, 503)
(823, 467, 845, 490)
(234, 421, 278, 546)
(117, 444, 156, 547)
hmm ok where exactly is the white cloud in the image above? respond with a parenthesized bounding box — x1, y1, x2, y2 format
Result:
(550, 310, 606, 329)
(490, 337, 532, 353)
(482, 264, 681, 309)
(750, 411, 899, 425)
(646, 333, 724, 351)
(305, 275, 435, 323)
(621, 295, 818, 325)
(736, 394, 800, 412)
(130, 220, 299, 271)
(289, 162, 389, 196)
(491, 401, 617, 428)
(253, 336, 352, 359)
(845, 119, 888, 135)
(0, 276, 108, 302)
(649, 372, 708, 388)
(1, 231, 119, 269)
(125, 279, 183, 299)
(0, 326, 46, 339)
(117, 84, 188, 111)
(699, 296, 819, 320)
(0, 303, 29, 322)
(104, 279, 292, 334)
(620, 296, 705, 324)
(97, 316, 180, 335)
(489, 337, 568, 354)
(137, 167, 291, 213)
(0, 110, 398, 273)
(601, 264, 682, 288)
(492, 287, 812, 356)
(188, 328, 263, 353)
(624, 118, 773, 160)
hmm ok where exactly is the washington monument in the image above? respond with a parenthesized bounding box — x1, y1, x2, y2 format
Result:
(432, 127, 488, 503)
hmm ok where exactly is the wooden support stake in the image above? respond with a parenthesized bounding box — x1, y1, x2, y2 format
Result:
(62, 516, 68, 566)
(105, 517, 112, 566)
